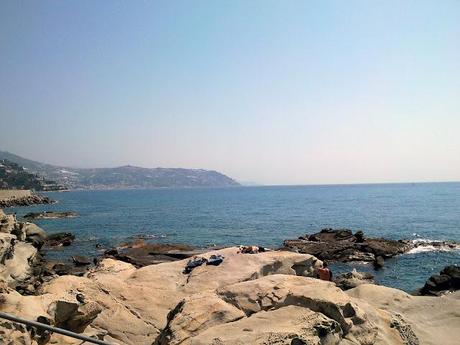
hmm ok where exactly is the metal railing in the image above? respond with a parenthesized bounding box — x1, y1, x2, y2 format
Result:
(0, 311, 112, 345)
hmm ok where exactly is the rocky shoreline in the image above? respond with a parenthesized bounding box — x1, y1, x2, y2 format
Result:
(0, 210, 459, 344)
(283, 228, 459, 268)
(0, 190, 54, 208)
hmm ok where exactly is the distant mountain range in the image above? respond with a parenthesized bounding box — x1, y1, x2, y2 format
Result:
(0, 151, 240, 190)
(0, 159, 64, 191)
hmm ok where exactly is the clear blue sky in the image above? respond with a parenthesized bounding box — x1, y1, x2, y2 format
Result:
(1, 1, 459, 185)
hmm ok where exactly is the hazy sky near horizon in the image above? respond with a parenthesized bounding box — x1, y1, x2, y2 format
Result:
(1, 1, 459, 185)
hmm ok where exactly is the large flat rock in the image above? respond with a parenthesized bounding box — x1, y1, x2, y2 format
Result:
(0, 246, 459, 345)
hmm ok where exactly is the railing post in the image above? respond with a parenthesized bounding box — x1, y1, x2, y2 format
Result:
(0, 311, 112, 345)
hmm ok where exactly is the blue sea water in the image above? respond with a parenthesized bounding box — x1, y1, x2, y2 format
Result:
(8, 183, 460, 293)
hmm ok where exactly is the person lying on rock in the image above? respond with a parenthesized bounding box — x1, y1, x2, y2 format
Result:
(317, 261, 333, 281)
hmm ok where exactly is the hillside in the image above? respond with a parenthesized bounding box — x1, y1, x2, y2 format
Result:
(0, 159, 64, 191)
(0, 151, 240, 189)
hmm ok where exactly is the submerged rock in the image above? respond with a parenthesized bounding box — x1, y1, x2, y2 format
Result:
(72, 255, 91, 266)
(45, 232, 75, 247)
(23, 211, 78, 220)
(374, 256, 385, 269)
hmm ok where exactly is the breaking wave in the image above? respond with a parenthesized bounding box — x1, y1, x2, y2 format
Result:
(407, 238, 460, 254)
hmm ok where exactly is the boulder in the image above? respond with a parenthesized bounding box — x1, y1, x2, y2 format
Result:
(334, 270, 375, 291)
(0, 284, 102, 345)
(72, 256, 91, 266)
(64, 301, 102, 333)
(308, 228, 355, 242)
(0, 233, 16, 265)
(418, 265, 460, 296)
(355, 230, 365, 243)
(45, 232, 74, 247)
(0, 211, 17, 234)
(48, 299, 102, 333)
(0, 234, 38, 285)
(48, 300, 79, 326)
(373, 256, 385, 269)
(22, 223, 47, 249)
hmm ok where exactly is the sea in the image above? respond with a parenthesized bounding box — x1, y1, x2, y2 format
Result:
(8, 182, 460, 293)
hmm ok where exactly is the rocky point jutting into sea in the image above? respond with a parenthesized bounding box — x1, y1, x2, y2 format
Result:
(283, 228, 460, 268)
(0, 190, 53, 208)
(0, 193, 459, 345)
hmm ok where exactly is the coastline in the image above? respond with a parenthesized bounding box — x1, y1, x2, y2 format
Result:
(0, 190, 54, 208)
(10, 186, 459, 293)
(0, 205, 459, 344)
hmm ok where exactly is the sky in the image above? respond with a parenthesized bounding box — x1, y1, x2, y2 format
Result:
(0, 1, 459, 185)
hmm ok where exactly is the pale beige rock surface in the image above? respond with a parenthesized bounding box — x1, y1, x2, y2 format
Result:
(0, 245, 459, 345)
(0, 240, 37, 284)
(347, 284, 460, 345)
(1, 248, 323, 344)
(0, 211, 40, 285)
(155, 275, 387, 345)
(39, 248, 323, 344)
(0, 210, 16, 234)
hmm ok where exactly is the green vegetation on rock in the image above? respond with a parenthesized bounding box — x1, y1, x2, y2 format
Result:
(0, 159, 64, 191)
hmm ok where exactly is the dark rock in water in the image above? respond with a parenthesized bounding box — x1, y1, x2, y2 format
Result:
(104, 248, 118, 256)
(45, 232, 75, 247)
(442, 265, 460, 287)
(418, 265, 460, 296)
(334, 270, 375, 291)
(23, 211, 78, 220)
(355, 230, 365, 243)
(308, 228, 354, 242)
(104, 240, 201, 267)
(283, 228, 411, 263)
(72, 255, 91, 266)
(373, 256, 385, 269)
